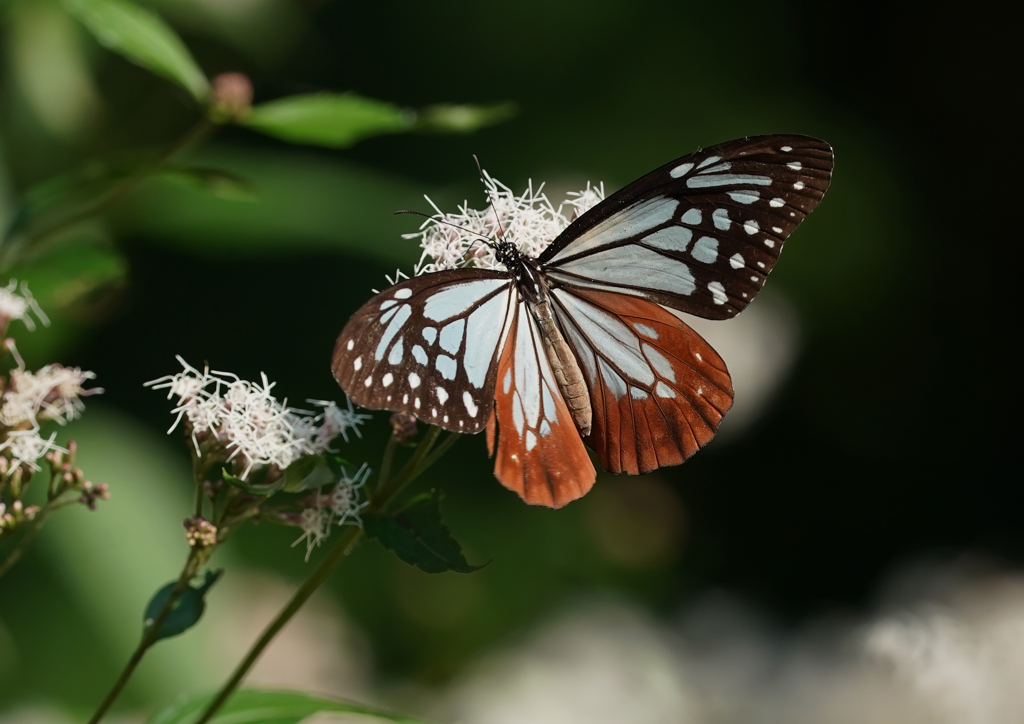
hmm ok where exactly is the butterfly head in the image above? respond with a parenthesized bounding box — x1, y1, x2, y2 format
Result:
(494, 240, 525, 274)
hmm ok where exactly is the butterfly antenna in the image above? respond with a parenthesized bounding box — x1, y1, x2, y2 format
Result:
(473, 154, 507, 242)
(393, 209, 497, 249)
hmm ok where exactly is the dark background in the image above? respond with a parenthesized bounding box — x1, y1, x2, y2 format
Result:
(0, 0, 1015, 714)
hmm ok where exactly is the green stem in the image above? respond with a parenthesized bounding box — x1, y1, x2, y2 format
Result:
(87, 551, 202, 724)
(192, 426, 447, 724)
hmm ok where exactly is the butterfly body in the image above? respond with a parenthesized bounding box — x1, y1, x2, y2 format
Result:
(333, 135, 834, 508)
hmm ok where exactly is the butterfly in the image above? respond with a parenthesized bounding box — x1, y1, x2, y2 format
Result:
(332, 135, 834, 508)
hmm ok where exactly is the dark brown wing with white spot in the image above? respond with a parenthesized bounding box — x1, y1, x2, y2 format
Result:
(332, 270, 516, 433)
(552, 288, 734, 475)
(540, 135, 834, 320)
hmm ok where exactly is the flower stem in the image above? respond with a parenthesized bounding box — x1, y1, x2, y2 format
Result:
(86, 550, 202, 724)
(192, 425, 449, 724)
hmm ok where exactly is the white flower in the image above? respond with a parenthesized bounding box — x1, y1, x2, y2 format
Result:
(405, 171, 605, 275)
(308, 398, 371, 450)
(330, 462, 370, 525)
(0, 280, 49, 332)
(146, 358, 369, 480)
(0, 429, 66, 473)
(291, 506, 333, 561)
(0, 364, 101, 427)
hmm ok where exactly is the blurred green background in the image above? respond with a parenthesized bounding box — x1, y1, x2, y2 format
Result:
(0, 0, 1014, 721)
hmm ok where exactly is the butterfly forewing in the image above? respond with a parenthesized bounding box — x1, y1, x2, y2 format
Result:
(551, 288, 734, 475)
(485, 301, 596, 508)
(541, 135, 834, 320)
(331, 269, 515, 434)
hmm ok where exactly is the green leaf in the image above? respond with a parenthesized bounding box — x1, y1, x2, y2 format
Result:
(414, 102, 518, 133)
(5, 237, 127, 311)
(243, 92, 415, 148)
(221, 469, 281, 496)
(61, 0, 209, 102)
(281, 454, 334, 493)
(149, 689, 429, 724)
(143, 569, 222, 642)
(364, 491, 484, 574)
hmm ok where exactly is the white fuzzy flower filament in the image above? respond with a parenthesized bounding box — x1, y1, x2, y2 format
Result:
(405, 171, 605, 275)
(145, 357, 368, 480)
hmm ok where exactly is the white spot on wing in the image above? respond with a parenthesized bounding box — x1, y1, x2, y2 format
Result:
(681, 208, 702, 225)
(743, 220, 759, 235)
(387, 337, 403, 365)
(712, 208, 731, 230)
(408, 372, 421, 388)
(525, 431, 538, 451)
(382, 372, 393, 386)
(787, 161, 802, 170)
(691, 236, 718, 264)
(346, 339, 354, 351)
(769, 197, 785, 208)
(793, 181, 805, 190)
(436, 354, 457, 380)
(463, 391, 479, 418)
(412, 345, 428, 365)
(669, 162, 693, 178)
(353, 356, 362, 371)
(655, 381, 677, 399)
(374, 304, 411, 361)
(502, 368, 512, 394)
(643, 343, 676, 383)
(729, 253, 744, 269)
(560, 245, 696, 296)
(380, 299, 397, 311)
(696, 155, 722, 169)
(643, 227, 692, 252)
(436, 387, 448, 403)
(781, 145, 792, 152)
(727, 190, 759, 204)
(440, 318, 465, 354)
(708, 281, 727, 305)
(764, 239, 776, 248)
(633, 323, 658, 338)
(687, 174, 772, 189)
(394, 288, 413, 299)
(422, 327, 437, 344)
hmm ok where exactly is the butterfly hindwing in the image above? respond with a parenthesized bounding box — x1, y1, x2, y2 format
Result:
(551, 288, 734, 475)
(541, 134, 834, 320)
(332, 269, 515, 434)
(486, 300, 596, 507)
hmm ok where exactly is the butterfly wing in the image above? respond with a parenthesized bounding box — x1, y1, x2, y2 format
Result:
(332, 269, 516, 433)
(485, 299, 596, 508)
(540, 135, 834, 320)
(551, 287, 734, 475)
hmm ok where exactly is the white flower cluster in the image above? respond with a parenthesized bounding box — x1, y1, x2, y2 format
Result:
(146, 357, 370, 479)
(1, 365, 100, 428)
(292, 462, 370, 560)
(405, 171, 605, 275)
(0, 280, 48, 332)
(0, 280, 99, 476)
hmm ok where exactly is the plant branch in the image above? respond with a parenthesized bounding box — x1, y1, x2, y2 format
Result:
(192, 425, 448, 724)
(86, 550, 202, 724)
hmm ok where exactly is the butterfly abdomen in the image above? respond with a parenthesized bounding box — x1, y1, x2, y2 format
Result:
(531, 298, 592, 437)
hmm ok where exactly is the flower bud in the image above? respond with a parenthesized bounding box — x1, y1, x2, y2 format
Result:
(209, 72, 253, 124)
